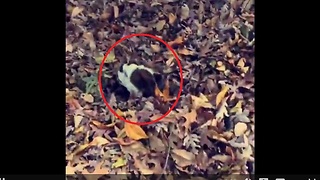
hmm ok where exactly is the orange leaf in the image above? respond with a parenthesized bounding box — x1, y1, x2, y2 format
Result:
(168, 36, 184, 46)
(124, 123, 148, 140)
(216, 85, 229, 106)
(162, 79, 170, 101)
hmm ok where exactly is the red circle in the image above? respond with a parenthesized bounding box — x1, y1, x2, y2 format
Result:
(98, 33, 183, 126)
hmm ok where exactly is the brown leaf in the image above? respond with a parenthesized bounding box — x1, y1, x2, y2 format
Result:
(113, 6, 119, 18)
(180, 4, 190, 20)
(90, 136, 110, 146)
(150, 44, 161, 52)
(216, 85, 230, 106)
(90, 120, 115, 129)
(168, 36, 184, 46)
(178, 48, 194, 55)
(191, 93, 213, 110)
(211, 154, 232, 163)
(71, 7, 84, 18)
(121, 141, 148, 156)
(80, 93, 94, 103)
(216, 61, 226, 72)
(149, 135, 166, 152)
(82, 161, 110, 179)
(171, 149, 195, 167)
(155, 20, 166, 31)
(234, 122, 247, 136)
(168, 13, 177, 25)
(124, 123, 148, 140)
(74, 115, 83, 128)
(82, 32, 96, 51)
(182, 109, 197, 130)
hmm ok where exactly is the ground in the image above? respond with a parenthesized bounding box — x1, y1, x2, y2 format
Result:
(66, 0, 254, 179)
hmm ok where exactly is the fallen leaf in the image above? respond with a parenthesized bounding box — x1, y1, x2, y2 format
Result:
(234, 122, 247, 136)
(82, 161, 110, 180)
(150, 44, 161, 52)
(66, 44, 73, 52)
(230, 100, 243, 113)
(182, 109, 197, 130)
(162, 79, 170, 101)
(215, 97, 229, 122)
(237, 58, 249, 73)
(191, 93, 213, 110)
(172, 149, 195, 167)
(216, 85, 230, 106)
(71, 7, 84, 18)
(90, 136, 109, 146)
(155, 20, 166, 31)
(113, 6, 119, 18)
(181, 4, 190, 20)
(168, 36, 184, 46)
(112, 157, 127, 168)
(120, 141, 149, 156)
(168, 13, 177, 25)
(116, 109, 124, 117)
(124, 123, 148, 140)
(74, 115, 83, 128)
(216, 61, 226, 72)
(178, 48, 194, 55)
(81, 93, 94, 103)
(90, 120, 115, 129)
(83, 32, 96, 51)
(149, 135, 166, 152)
(212, 154, 232, 163)
(105, 49, 116, 63)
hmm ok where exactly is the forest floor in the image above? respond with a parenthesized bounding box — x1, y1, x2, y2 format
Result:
(66, 0, 254, 179)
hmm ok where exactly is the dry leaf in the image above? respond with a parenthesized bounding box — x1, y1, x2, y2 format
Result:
(172, 149, 195, 167)
(82, 161, 110, 180)
(182, 109, 197, 130)
(181, 4, 190, 20)
(234, 122, 247, 136)
(124, 123, 148, 140)
(212, 154, 232, 163)
(168, 13, 177, 25)
(155, 20, 166, 31)
(230, 100, 243, 113)
(237, 58, 249, 73)
(90, 136, 110, 146)
(81, 93, 94, 103)
(168, 36, 184, 46)
(71, 7, 84, 18)
(150, 44, 161, 52)
(215, 98, 229, 122)
(149, 135, 166, 152)
(216, 61, 226, 72)
(216, 85, 230, 106)
(178, 48, 194, 55)
(121, 141, 148, 156)
(83, 32, 96, 51)
(66, 44, 73, 53)
(113, 6, 119, 18)
(105, 49, 116, 63)
(74, 115, 83, 128)
(112, 157, 127, 168)
(90, 120, 115, 129)
(191, 93, 213, 110)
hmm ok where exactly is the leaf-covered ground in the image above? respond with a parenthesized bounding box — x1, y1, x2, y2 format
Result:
(66, 0, 254, 179)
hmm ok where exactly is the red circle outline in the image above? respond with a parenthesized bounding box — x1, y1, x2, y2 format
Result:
(98, 33, 183, 125)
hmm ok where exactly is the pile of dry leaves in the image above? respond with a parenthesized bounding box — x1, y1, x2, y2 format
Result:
(66, 0, 254, 179)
